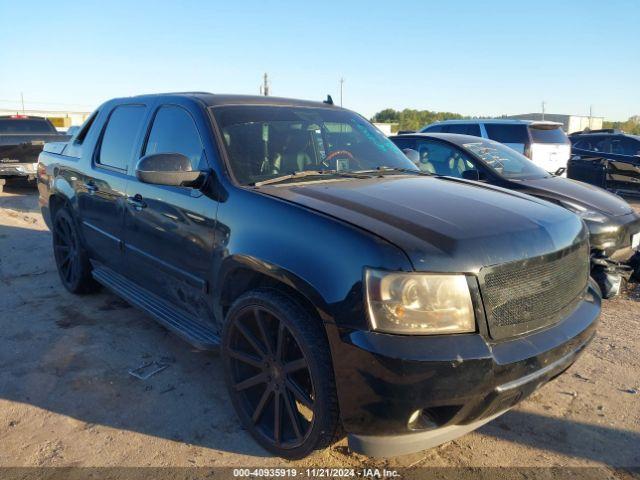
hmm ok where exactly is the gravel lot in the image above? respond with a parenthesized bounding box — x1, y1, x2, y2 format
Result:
(0, 185, 638, 475)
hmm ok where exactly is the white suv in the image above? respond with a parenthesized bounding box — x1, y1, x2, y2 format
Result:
(420, 119, 571, 175)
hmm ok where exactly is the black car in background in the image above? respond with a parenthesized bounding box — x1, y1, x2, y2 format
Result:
(37, 93, 601, 458)
(568, 130, 640, 196)
(390, 133, 640, 297)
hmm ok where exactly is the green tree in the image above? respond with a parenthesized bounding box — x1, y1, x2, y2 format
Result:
(602, 116, 640, 135)
(371, 108, 466, 132)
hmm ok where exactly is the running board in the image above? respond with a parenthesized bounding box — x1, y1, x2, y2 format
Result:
(92, 265, 220, 351)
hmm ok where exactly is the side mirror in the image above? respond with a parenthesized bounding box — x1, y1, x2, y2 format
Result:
(135, 153, 201, 187)
(462, 169, 481, 181)
(402, 148, 420, 165)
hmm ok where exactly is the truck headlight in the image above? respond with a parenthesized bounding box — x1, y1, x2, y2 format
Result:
(365, 269, 475, 335)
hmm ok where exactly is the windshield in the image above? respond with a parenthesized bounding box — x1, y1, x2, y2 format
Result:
(461, 139, 550, 180)
(212, 106, 418, 185)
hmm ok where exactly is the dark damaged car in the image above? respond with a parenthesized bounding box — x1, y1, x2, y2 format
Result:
(38, 93, 600, 458)
(391, 133, 640, 297)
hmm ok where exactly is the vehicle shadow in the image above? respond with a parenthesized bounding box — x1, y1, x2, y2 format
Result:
(479, 409, 640, 466)
(0, 220, 272, 459)
(0, 182, 41, 216)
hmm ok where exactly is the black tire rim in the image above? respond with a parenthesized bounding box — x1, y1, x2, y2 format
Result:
(53, 214, 79, 287)
(226, 306, 315, 450)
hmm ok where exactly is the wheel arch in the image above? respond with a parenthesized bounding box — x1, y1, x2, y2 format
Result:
(215, 255, 334, 327)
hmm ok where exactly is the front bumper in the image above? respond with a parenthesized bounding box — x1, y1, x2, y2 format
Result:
(587, 211, 640, 260)
(328, 283, 600, 457)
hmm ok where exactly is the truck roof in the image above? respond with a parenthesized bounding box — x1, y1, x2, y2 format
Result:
(110, 92, 337, 109)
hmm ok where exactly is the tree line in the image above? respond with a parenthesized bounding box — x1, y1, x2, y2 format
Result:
(603, 117, 640, 135)
(371, 108, 640, 135)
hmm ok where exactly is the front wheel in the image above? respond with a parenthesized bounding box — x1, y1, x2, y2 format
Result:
(222, 289, 340, 459)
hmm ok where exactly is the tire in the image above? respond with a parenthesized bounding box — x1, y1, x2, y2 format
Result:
(52, 207, 100, 294)
(222, 288, 340, 459)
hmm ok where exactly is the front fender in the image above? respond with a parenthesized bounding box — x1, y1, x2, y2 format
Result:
(213, 188, 413, 330)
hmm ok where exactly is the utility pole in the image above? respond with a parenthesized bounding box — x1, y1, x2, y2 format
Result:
(541, 101, 546, 121)
(20, 92, 25, 114)
(339, 77, 345, 107)
(589, 104, 593, 129)
(260, 73, 270, 96)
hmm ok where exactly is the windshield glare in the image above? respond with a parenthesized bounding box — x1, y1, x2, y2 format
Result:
(461, 139, 550, 180)
(212, 106, 418, 185)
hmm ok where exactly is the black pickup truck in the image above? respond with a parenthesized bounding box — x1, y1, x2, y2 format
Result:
(0, 115, 69, 191)
(37, 93, 600, 459)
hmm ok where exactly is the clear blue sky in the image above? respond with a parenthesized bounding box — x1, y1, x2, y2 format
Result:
(1, 0, 638, 120)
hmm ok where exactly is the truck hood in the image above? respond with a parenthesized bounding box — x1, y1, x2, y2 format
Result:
(260, 176, 586, 273)
(513, 176, 633, 217)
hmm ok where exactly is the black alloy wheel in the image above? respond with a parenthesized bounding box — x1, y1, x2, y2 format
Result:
(222, 289, 340, 459)
(52, 208, 99, 294)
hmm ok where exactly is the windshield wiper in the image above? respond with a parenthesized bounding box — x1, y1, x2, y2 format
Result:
(355, 166, 433, 176)
(253, 169, 372, 187)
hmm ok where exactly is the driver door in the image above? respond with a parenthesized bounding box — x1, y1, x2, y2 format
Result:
(122, 104, 217, 320)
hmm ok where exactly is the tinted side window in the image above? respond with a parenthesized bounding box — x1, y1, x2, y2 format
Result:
(484, 124, 529, 154)
(573, 136, 605, 152)
(390, 137, 416, 150)
(610, 137, 640, 156)
(413, 139, 474, 176)
(144, 106, 203, 168)
(98, 105, 146, 170)
(423, 124, 444, 133)
(445, 124, 481, 136)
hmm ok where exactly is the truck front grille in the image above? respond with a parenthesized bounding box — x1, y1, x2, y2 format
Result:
(479, 241, 590, 340)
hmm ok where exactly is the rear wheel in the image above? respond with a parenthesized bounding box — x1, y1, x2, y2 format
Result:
(52, 207, 99, 294)
(222, 289, 340, 459)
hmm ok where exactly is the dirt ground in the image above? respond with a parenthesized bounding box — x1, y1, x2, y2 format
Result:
(0, 184, 639, 475)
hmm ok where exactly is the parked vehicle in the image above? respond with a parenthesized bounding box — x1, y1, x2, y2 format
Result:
(420, 119, 571, 175)
(38, 93, 600, 459)
(567, 130, 640, 196)
(391, 132, 640, 297)
(0, 115, 69, 191)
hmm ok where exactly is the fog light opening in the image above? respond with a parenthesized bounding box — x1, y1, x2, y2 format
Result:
(407, 405, 462, 431)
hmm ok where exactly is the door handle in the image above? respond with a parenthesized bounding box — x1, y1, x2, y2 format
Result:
(84, 181, 98, 193)
(127, 193, 147, 211)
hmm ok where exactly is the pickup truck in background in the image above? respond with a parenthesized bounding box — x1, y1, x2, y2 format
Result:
(0, 115, 69, 191)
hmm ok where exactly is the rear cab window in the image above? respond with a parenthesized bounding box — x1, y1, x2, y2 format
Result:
(0, 117, 56, 134)
(484, 124, 529, 154)
(97, 105, 147, 171)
